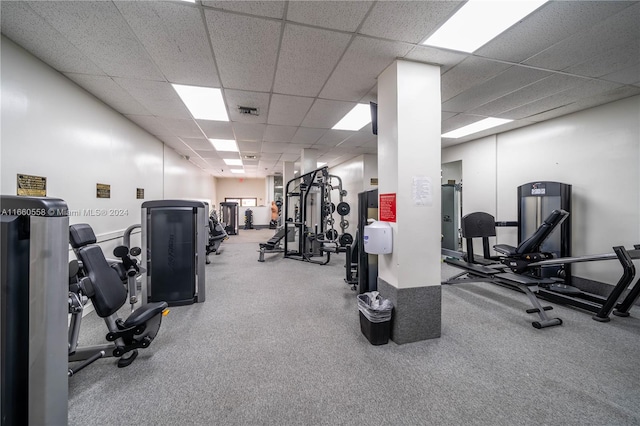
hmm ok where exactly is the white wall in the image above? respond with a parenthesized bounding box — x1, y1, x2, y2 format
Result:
(442, 95, 640, 285)
(1, 36, 215, 254)
(215, 177, 267, 206)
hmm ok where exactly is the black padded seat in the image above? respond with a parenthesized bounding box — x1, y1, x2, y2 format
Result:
(123, 302, 168, 328)
(76, 245, 128, 318)
(69, 223, 97, 248)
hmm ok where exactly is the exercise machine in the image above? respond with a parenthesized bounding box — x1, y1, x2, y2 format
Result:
(1, 195, 69, 425)
(220, 201, 239, 235)
(206, 209, 228, 263)
(283, 166, 352, 265)
(141, 200, 207, 306)
(444, 210, 640, 327)
(68, 223, 169, 368)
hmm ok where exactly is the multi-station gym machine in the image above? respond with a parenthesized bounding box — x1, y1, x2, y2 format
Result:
(283, 166, 352, 265)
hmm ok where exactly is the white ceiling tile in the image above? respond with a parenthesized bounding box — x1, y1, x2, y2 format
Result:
(360, 1, 463, 43)
(320, 37, 413, 102)
(526, 86, 640, 123)
(273, 24, 351, 97)
(477, 1, 633, 63)
(196, 120, 235, 139)
(287, 1, 372, 32)
(442, 111, 458, 121)
(237, 141, 261, 152)
(301, 99, 357, 128)
(498, 80, 623, 120)
(441, 57, 512, 102)
(360, 87, 378, 105)
(280, 153, 301, 162)
(28, 1, 163, 80)
(564, 41, 640, 79)
(261, 142, 290, 153)
(205, 10, 281, 91)
(224, 89, 271, 123)
(443, 66, 551, 113)
(285, 143, 312, 153)
(523, 2, 640, 71)
(468, 74, 586, 117)
(313, 129, 354, 147)
(162, 118, 204, 138)
(116, 2, 219, 87)
(1, 2, 104, 75)
(259, 153, 281, 160)
(404, 46, 467, 71)
(267, 95, 314, 126)
(232, 123, 266, 142)
(291, 128, 328, 145)
(603, 62, 640, 86)
(182, 138, 216, 151)
(196, 150, 222, 160)
(64, 73, 149, 115)
(202, 1, 285, 19)
(114, 78, 191, 118)
(263, 125, 298, 143)
(125, 115, 172, 136)
(337, 130, 376, 148)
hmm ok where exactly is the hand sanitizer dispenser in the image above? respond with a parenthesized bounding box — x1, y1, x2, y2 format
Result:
(363, 221, 393, 254)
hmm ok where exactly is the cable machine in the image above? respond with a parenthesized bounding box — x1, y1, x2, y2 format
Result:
(283, 166, 351, 265)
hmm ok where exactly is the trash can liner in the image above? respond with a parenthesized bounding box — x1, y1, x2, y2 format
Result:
(357, 291, 393, 323)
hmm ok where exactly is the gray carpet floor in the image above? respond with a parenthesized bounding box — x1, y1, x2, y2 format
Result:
(69, 228, 640, 425)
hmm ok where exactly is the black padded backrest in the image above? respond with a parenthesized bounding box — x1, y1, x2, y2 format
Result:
(76, 245, 127, 318)
(516, 209, 569, 255)
(461, 212, 497, 238)
(69, 223, 97, 248)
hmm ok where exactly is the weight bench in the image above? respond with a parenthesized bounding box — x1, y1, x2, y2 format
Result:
(443, 210, 567, 328)
(258, 228, 287, 262)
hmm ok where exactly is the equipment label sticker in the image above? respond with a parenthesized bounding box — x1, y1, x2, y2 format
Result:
(379, 193, 396, 223)
(96, 183, 111, 199)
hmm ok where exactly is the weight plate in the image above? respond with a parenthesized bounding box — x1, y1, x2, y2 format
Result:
(339, 233, 353, 247)
(331, 202, 336, 213)
(340, 220, 349, 229)
(336, 202, 350, 216)
(325, 229, 339, 241)
(326, 217, 335, 225)
(340, 190, 347, 197)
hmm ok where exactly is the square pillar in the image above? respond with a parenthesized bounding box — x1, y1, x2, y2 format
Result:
(377, 60, 442, 344)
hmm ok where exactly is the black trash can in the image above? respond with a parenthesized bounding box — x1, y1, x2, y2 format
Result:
(357, 292, 393, 345)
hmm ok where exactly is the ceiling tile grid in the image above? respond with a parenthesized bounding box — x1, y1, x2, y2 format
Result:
(205, 9, 281, 92)
(64, 73, 150, 116)
(113, 78, 191, 118)
(1, 2, 104, 75)
(319, 36, 413, 102)
(287, 1, 372, 32)
(28, 1, 163, 80)
(2, 0, 639, 178)
(267, 94, 315, 127)
(360, 1, 463, 44)
(273, 24, 352, 97)
(116, 2, 220, 87)
(202, 1, 285, 20)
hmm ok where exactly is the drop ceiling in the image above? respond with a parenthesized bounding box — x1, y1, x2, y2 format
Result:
(2, 1, 639, 177)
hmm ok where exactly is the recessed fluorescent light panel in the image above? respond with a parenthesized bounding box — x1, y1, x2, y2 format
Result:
(223, 158, 243, 166)
(172, 84, 228, 121)
(230, 169, 245, 174)
(209, 139, 238, 152)
(332, 104, 371, 131)
(423, 0, 547, 53)
(442, 117, 512, 139)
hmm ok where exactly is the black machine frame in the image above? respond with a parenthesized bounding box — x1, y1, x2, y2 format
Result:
(283, 166, 352, 265)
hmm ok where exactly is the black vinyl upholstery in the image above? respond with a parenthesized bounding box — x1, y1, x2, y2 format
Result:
(76, 245, 128, 318)
(461, 212, 497, 238)
(494, 209, 569, 256)
(69, 223, 97, 248)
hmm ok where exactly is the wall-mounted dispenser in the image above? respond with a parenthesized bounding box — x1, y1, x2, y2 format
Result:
(363, 221, 393, 254)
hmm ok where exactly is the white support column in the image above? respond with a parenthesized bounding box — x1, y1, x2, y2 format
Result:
(377, 60, 442, 343)
(301, 148, 318, 175)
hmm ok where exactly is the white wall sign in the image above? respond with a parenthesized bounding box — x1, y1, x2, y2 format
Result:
(412, 176, 432, 206)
